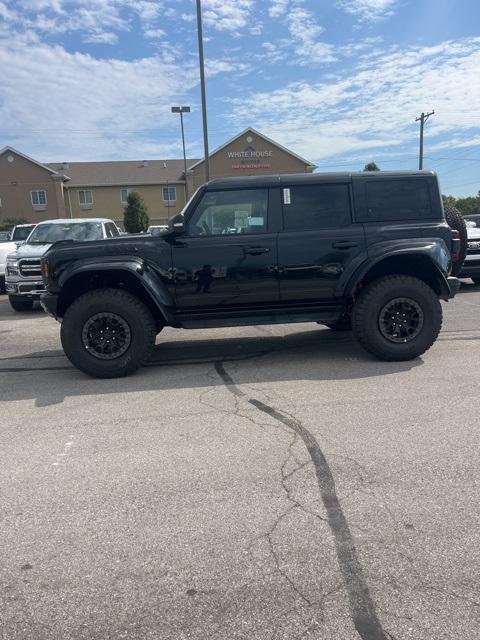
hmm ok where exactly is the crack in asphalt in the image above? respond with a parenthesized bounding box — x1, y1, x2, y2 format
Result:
(214, 360, 390, 640)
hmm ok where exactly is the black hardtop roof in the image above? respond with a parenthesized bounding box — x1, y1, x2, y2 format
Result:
(205, 170, 436, 190)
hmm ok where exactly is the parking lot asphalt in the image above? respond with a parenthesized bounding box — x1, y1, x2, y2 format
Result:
(1, 285, 480, 640)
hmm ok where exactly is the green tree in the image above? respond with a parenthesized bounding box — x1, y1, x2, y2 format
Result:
(442, 195, 457, 209)
(123, 191, 149, 233)
(363, 162, 380, 171)
(455, 196, 480, 216)
(0, 217, 28, 231)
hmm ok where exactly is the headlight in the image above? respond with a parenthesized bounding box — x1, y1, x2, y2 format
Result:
(6, 259, 19, 276)
(468, 241, 480, 250)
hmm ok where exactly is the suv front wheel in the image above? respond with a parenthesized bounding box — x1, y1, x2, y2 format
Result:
(61, 288, 156, 378)
(352, 275, 442, 361)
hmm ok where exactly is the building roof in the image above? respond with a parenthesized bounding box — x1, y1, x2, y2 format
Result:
(46, 159, 200, 187)
(1, 146, 68, 178)
(187, 127, 316, 171)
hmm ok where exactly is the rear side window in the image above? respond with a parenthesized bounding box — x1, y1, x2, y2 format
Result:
(282, 184, 351, 230)
(364, 179, 432, 221)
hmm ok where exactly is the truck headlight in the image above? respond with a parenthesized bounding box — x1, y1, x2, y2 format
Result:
(6, 260, 19, 276)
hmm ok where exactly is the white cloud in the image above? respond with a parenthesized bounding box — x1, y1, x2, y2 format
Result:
(286, 6, 336, 65)
(336, 0, 398, 22)
(84, 31, 118, 44)
(268, 0, 289, 18)
(0, 35, 199, 160)
(225, 38, 480, 164)
(201, 0, 254, 32)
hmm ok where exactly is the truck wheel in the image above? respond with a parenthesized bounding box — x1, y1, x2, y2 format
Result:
(9, 296, 34, 312)
(444, 204, 467, 277)
(61, 288, 156, 378)
(324, 315, 352, 331)
(352, 275, 442, 361)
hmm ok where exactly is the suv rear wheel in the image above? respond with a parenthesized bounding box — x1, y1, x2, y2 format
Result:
(352, 275, 442, 361)
(61, 288, 156, 378)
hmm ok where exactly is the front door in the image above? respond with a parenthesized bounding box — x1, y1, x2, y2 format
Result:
(171, 187, 279, 312)
(277, 182, 366, 302)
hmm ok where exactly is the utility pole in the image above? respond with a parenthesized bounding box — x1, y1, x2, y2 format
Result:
(415, 110, 434, 170)
(196, 0, 210, 182)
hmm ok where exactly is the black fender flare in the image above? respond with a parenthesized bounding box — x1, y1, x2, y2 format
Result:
(343, 241, 452, 299)
(57, 257, 176, 324)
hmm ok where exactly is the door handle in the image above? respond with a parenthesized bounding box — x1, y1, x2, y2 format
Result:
(332, 241, 358, 249)
(245, 246, 270, 255)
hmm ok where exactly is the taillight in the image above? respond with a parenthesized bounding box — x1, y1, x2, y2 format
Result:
(451, 230, 460, 262)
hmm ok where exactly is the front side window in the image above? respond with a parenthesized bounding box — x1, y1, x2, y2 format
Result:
(120, 188, 130, 204)
(188, 189, 268, 236)
(79, 190, 93, 205)
(163, 186, 177, 202)
(31, 190, 47, 206)
(282, 184, 351, 230)
(364, 179, 432, 221)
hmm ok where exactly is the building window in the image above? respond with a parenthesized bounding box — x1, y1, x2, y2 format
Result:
(31, 190, 47, 206)
(79, 190, 93, 206)
(120, 188, 130, 204)
(163, 186, 176, 202)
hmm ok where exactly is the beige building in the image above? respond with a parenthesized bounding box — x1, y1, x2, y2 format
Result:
(0, 129, 315, 228)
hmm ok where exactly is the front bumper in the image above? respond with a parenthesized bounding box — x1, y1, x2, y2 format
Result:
(5, 279, 45, 298)
(459, 255, 480, 278)
(40, 292, 59, 318)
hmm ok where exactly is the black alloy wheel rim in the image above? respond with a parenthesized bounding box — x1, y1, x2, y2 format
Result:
(82, 312, 131, 360)
(378, 297, 424, 344)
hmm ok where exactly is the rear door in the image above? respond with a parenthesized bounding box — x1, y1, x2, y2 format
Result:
(277, 182, 366, 302)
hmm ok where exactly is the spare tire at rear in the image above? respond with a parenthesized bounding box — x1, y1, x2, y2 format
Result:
(444, 204, 467, 277)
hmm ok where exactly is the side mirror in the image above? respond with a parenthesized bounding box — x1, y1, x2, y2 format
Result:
(168, 213, 185, 235)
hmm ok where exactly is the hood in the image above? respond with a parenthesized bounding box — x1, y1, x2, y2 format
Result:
(467, 227, 480, 240)
(15, 243, 52, 258)
(0, 242, 17, 261)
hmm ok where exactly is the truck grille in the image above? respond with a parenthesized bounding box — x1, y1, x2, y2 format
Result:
(19, 259, 42, 278)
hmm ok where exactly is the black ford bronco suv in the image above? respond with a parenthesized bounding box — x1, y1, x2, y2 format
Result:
(40, 171, 461, 378)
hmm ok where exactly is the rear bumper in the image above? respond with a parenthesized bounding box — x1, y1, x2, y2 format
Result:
(40, 292, 59, 318)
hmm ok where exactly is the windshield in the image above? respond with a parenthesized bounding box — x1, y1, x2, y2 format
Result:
(12, 225, 35, 241)
(464, 215, 480, 228)
(27, 222, 104, 244)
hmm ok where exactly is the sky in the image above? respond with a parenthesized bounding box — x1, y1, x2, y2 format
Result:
(1, 0, 480, 196)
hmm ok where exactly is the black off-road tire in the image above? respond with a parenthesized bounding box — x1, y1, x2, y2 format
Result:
(9, 296, 34, 312)
(324, 315, 352, 331)
(352, 275, 442, 361)
(444, 204, 467, 276)
(61, 288, 156, 378)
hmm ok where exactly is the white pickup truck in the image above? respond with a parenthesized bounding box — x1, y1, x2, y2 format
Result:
(0, 224, 36, 293)
(6, 218, 119, 310)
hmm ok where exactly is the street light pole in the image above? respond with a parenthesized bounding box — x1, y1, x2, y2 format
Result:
(171, 105, 191, 200)
(196, 0, 210, 182)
